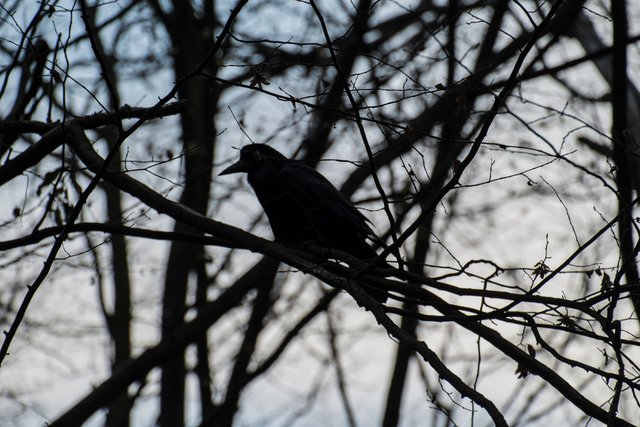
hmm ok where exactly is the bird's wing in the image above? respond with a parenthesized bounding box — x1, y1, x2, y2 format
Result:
(278, 162, 376, 238)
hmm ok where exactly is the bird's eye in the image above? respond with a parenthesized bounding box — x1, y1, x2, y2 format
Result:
(253, 151, 263, 162)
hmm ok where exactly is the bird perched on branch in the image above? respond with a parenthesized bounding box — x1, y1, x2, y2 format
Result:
(219, 143, 389, 302)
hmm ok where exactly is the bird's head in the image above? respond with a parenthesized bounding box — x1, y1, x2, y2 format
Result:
(219, 144, 288, 176)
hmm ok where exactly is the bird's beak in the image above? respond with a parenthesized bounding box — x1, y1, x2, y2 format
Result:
(219, 159, 249, 176)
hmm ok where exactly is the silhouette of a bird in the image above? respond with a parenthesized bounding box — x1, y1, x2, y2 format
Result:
(219, 144, 388, 302)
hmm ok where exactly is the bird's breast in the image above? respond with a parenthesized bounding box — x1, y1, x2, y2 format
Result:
(248, 173, 320, 243)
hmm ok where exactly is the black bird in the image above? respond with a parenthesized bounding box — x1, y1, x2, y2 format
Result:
(219, 144, 388, 302)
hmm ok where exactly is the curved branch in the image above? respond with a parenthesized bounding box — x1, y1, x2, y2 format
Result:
(62, 122, 634, 426)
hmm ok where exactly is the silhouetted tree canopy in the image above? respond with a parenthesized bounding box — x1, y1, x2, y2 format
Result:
(0, 1, 638, 426)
